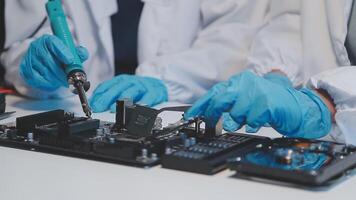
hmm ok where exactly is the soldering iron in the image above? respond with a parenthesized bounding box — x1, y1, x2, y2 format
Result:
(45, 0, 92, 118)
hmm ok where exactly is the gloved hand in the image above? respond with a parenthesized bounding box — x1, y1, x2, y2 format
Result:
(185, 71, 332, 139)
(90, 75, 168, 113)
(223, 71, 294, 133)
(263, 71, 293, 88)
(20, 34, 89, 91)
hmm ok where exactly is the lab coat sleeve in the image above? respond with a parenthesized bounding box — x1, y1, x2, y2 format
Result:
(136, 0, 269, 103)
(1, 36, 73, 99)
(308, 66, 356, 146)
(0, 0, 72, 99)
(245, 0, 304, 86)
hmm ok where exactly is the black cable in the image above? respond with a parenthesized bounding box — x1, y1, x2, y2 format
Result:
(28, 17, 47, 39)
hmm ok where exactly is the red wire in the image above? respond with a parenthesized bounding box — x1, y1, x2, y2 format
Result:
(0, 87, 16, 95)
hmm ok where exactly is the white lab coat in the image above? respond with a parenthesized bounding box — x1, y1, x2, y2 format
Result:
(0, 0, 269, 103)
(246, 0, 356, 145)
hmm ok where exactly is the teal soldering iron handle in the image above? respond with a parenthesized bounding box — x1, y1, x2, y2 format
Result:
(46, 0, 83, 76)
(46, 0, 90, 93)
(45, 0, 92, 117)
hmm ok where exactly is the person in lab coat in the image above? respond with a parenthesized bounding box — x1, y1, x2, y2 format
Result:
(0, 0, 269, 112)
(185, 0, 356, 145)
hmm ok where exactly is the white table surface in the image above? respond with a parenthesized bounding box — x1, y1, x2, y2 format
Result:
(0, 95, 355, 200)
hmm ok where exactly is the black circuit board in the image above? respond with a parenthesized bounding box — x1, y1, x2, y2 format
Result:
(0, 109, 195, 167)
(161, 133, 269, 174)
(0, 106, 269, 172)
(0, 104, 355, 187)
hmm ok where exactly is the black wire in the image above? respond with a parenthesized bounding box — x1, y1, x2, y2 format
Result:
(28, 17, 48, 39)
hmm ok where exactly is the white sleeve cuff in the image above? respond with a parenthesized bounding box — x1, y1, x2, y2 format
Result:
(307, 66, 356, 146)
(307, 66, 356, 110)
(248, 61, 303, 87)
(136, 60, 207, 104)
(335, 109, 356, 146)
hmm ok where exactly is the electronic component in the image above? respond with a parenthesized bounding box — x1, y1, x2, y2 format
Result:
(0, 93, 5, 113)
(227, 138, 356, 186)
(161, 133, 269, 174)
(0, 94, 15, 120)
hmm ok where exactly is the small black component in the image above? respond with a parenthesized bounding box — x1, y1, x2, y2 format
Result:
(37, 117, 100, 152)
(16, 110, 65, 136)
(204, 126, 218, 138)
(0, 94, 5, 113)
(126, 105, 160, 137)
(14, 110, 100, 151)
(115, 99, 133, 129)
(227, 138, 356, 186)
(37, 117, 100, 138)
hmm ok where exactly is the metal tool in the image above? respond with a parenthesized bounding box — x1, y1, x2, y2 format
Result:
(45, 0, 92, 118)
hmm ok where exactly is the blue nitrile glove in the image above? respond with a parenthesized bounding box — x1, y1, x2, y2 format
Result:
(224, 72, 294, 133)
(90, 74, 168, 113)
(185, 71, 332, 139)
(19, 34, 89, 91)
(263, 72, 293, 88)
